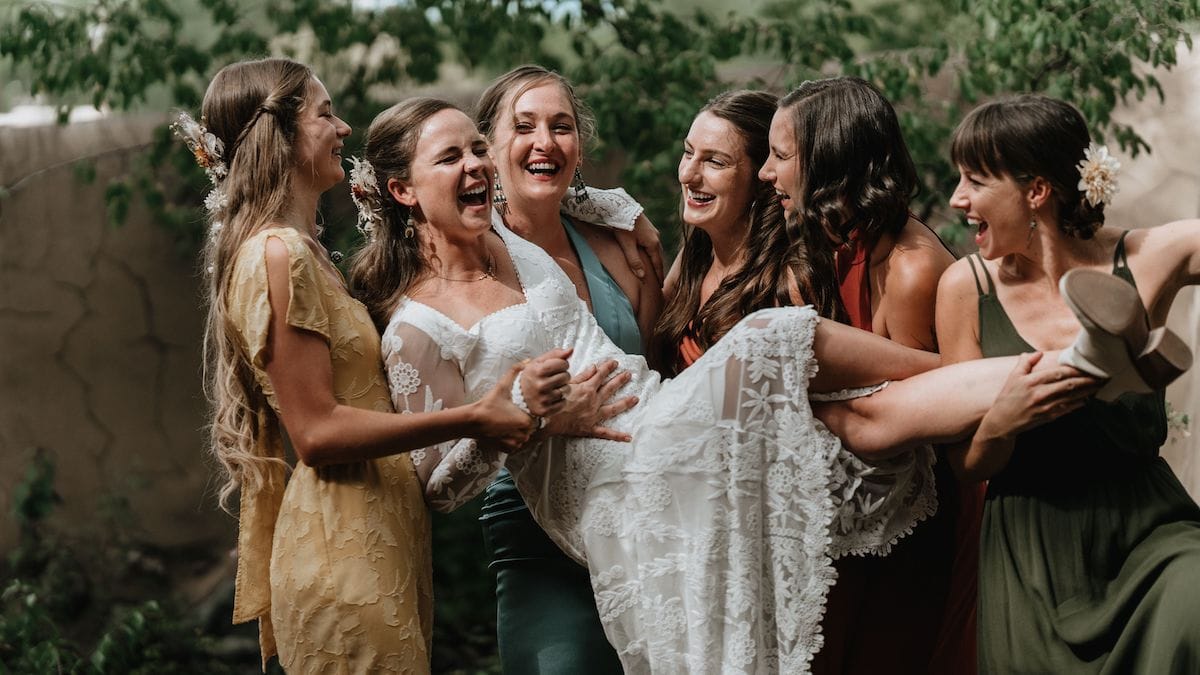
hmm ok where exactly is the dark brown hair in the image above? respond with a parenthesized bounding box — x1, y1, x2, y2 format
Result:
(951, 94, 1105, 239)
(349, 97, 460, 329)
(778, 76, 918, 250)
(653, 90, 842, 374)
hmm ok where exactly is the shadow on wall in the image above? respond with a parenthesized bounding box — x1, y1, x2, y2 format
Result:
(0, 114, 232, 556)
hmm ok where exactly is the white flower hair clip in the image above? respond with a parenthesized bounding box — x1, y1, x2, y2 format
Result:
(171, 111, 229, 240)
(347, 156, 384, 240)
(1076, 143, 1120, 207)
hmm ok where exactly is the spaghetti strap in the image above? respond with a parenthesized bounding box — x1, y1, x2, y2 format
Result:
(1113, 230, 1131, 271)
(965, 254, 993, 296)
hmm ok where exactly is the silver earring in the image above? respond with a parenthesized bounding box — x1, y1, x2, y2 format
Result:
(492, 176, 509, 216)
(572, 167, 589, 204)
(1029, 218, 1037, 230)
(404, 211, 415, 239)
(493, 175, 507, 206)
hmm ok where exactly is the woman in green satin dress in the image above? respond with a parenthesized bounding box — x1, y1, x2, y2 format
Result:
(473, 65, 664, 674)
(936, 94, 1200, 673)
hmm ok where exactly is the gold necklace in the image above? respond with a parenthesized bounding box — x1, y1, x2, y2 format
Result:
(433, 255, 496, 282)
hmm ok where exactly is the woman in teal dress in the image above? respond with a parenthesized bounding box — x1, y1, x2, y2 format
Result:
(936, 94, 1200, 673)
(473, 65, 663, 674)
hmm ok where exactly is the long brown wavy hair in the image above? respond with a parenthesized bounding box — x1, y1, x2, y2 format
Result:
(198, 57, 314, 511)
(653, 90, 843, 374)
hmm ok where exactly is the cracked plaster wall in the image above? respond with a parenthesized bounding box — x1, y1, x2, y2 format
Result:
(1, 115, 232, 553)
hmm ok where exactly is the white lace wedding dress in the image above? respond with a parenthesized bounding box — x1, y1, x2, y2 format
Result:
(382, 223, 936, 674)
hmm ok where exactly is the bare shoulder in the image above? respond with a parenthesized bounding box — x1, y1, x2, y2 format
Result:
(575, 219, 636, 275)
(883, 220, 955, 292)
(935, 257, 984, 359)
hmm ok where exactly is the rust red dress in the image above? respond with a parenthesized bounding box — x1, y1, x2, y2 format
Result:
(810, 233, 982, 675)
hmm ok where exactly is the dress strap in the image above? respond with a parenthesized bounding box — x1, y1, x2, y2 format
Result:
(1112, 230, 1131, 271)
(965, 254, 992, 296)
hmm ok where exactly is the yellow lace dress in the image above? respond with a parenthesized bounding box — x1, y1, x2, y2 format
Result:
(226, 227, 432, 673)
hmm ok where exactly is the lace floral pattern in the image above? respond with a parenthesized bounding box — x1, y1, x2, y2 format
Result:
(381, 224, 935, 674)
(560, 186, 644, 231)
(226, 228, 432, 672)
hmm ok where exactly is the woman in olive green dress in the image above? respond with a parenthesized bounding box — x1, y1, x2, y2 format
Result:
(936, 94, 1200, 673)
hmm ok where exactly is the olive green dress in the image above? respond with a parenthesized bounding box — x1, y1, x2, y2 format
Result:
(968, 236, 1200, 673)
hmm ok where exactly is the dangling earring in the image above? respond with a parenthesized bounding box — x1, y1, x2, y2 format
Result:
(572, 167, 590, 204)
(1026, 216, 1037, 245)
(1029, 217, 1038, 230)
(404, 210, 415, 239)
(492, 175, 508, 216)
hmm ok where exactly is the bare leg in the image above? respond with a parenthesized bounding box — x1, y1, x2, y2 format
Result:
(811, 321, 1093, 459)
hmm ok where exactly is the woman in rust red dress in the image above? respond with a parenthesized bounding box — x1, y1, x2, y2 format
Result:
(759, 76, 975, 675)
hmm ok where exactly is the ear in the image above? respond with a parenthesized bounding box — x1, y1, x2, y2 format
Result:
(387, 177, 417, 208)
(1026, 177, 1053, 210)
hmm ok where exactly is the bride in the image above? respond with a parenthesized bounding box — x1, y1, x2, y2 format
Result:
(348, 98, 1098, 673)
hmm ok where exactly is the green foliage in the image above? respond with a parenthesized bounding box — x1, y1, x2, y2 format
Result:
(0, 580, 83, 674)
(9, 0, 1198, 249)
(1, 453, 247, 673)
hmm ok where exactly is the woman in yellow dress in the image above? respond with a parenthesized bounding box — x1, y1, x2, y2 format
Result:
(187, 58, 547, 672)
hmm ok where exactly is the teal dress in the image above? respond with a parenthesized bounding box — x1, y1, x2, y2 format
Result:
(968, 236, 1200, 673)
(480, 216, 641, 674)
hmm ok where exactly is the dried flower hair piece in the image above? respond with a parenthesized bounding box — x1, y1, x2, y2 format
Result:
(347, 156, 384, 240)
(1076, 143, 1120, 207)
(171, 111, 229, 241)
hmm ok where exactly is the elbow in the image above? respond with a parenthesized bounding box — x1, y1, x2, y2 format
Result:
(814, 400, 911, 460)
(290, 425, 343, 468)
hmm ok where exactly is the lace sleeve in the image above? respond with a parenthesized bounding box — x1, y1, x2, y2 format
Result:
(559, 186, 644, 231)
(381, 320, 506, 513)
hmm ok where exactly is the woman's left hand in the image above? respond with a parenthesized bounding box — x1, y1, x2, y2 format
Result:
(614, 214, 664, 282)
(518, 348, 574, 417)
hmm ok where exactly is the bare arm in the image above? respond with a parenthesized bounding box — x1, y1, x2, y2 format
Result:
(262, 236, 533, 467)
(1128, 219, 1200, 325)
(807, 318, 941, 393)
(814, 352, 1096, 460)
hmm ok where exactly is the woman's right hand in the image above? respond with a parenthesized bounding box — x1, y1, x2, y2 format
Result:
(472, 362, 539, 452)
(976, 352, 1100, 441)
(543, 359, 638, 441)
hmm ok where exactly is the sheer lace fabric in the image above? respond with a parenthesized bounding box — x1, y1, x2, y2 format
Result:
(227, 228, 432, 672)
(383, 224, 935, 674)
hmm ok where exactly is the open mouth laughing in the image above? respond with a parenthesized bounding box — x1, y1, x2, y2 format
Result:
(458, 183, 488, 207)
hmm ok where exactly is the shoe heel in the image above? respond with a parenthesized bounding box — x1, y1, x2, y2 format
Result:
(1059, 268, 1147, 350)
(1134, 327, 1193, 390)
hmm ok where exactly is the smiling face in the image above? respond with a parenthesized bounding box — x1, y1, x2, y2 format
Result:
(490, 82, 581, 206)
(759, 107, 801, 216)
(949, 167, 1033, 259)
(292, 77, 352, 194)
(392, 108, 494, 239)
(678, 111, 757, 237)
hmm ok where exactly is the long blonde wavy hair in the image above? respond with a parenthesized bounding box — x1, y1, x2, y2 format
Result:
(197, 57, 314, 511)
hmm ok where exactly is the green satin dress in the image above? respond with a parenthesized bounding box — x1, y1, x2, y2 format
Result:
(479, 216, 641, 674)
(968, 235, 1200, 673)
